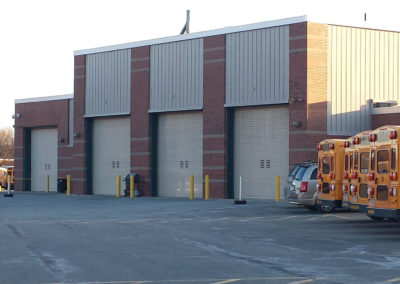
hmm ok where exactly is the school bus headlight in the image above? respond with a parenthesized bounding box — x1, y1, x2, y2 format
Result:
(389, 188, 397, 197)
(330, 184, 335, 191)
(342, 184, 348, 193)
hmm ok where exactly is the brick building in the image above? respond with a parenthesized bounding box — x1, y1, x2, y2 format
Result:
(14, 16, 400, 199)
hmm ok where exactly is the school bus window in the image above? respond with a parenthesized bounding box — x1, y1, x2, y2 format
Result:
(360, 152, 369, 174)
(350, 154, 353, 171)
(319, 158, 321, 171)
(377, 150, 389, 174)
(323, 156, 330, 174)
(354, 152, 359, 170)
(391, 148, 396, 170)
(331, 156, 335, 171)
(345, 155, 348, 171)
(371, 150, 375, 171)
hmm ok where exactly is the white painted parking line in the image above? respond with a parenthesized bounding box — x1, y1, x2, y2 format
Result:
(210, 279, 240, 284)
(288, 278, 325, 284)
(238, 217, 265, 222)
(385, 278, 400, 283)
(273, 216, 297, 221)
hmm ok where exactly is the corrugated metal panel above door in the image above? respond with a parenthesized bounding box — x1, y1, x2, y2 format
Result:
(226, 26, 289, 107)
(85, 49, 131, 117)
(328, 26, 400, 135)
(150, 39, 203, 112)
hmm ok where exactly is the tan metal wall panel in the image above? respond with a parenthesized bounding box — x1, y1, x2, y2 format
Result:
(85, 49, 131, 117)
(150, 39, 203, 112)
(157, 112, 203, 198)
(31, 128, 58, 192)
(226, 26, 289, 107)
(234, 105, 289, 199)
(92, 117, 130, 195)
(328, 26, 400, 135)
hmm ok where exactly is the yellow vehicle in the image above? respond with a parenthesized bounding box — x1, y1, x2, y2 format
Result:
(367, 126, 400, 220)
(316, 139, 346, 212)
(0, 167, 7, 188)
(342, 131, 371, 212)
(341, 137, 353, 209)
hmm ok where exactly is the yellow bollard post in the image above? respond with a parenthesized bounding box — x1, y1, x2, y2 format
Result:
(117, 175, 121, 198)
(275, 175, 280, 202)
(190, 175, 194, 200)
(46, 175, 50, 193)
(205, 175, 210, 200)
(130, 175, 134, 198)
(67, 175, 71, 196)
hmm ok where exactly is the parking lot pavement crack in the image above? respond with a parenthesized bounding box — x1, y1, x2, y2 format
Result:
(177, 238, 304, 276)
(5, 223, 75, 282)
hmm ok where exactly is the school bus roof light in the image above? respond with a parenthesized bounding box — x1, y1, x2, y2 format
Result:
(343, 172, 349, 179)
(368, 133, 377, 142)
(344, 141, 350, 148)
(329, 143, 335, 150)
(317, 144, 322, 151)
(317, 173, 322, 180)
(330, 172, 335, 179)
(390, 131, 398, 140)
(351, 172, 358, 179)
(353, 137, 360, 145)
(390, 172, 398, 181)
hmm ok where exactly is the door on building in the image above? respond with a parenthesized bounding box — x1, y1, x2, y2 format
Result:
(234, 105, 289, 199)
(31, 128, 58, 192)
(158, 112, 203, 198)
(92, 117, 130, 195)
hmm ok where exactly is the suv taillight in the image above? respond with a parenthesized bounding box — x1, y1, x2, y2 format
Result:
(300, 182, 308, 193)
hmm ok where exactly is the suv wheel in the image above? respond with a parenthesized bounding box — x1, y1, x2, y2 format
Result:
(320, 204, 334, 213)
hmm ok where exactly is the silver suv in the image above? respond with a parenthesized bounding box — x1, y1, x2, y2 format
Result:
(287, 163, 319, 211)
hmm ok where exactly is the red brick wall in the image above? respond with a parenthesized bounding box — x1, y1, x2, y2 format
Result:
(72, 55, 87, 194)
(203, 35, 227, 199)
(372, 113, 400, 129)
(14, 99, 70, 191)
(131, 47, 151, 196)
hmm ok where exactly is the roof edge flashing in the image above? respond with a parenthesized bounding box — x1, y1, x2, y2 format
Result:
(74, 15, 307, 56)
(15, 94, 74, 104)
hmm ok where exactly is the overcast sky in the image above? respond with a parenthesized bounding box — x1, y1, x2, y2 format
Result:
(1, 0, 399, 128)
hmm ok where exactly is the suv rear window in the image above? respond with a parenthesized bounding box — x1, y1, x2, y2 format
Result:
(310, 168, 317, 180)
(289, 165, 300, 177)
(294, 167, 307, 181)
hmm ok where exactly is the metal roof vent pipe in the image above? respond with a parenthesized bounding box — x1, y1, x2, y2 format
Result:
(180, 10, 190, 34)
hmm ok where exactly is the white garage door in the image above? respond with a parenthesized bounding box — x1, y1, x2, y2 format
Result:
(31, 128, 58, 192)
(234, 105, 289, 199)
(92, 117, 130, 195)
(158, 112, 203, 198)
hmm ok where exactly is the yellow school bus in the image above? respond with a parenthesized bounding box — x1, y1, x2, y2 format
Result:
(367, 126, 400, 220)
(316, 139, 346, 212)
(341, 137, 353, 209)
(342, 131, 371, 212)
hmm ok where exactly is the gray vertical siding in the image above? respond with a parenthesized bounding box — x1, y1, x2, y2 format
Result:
(328, 26, 400, 135)
(225, 26, 289, 107)
(150, 39, 203, 112)
(85, 49, 131, 117)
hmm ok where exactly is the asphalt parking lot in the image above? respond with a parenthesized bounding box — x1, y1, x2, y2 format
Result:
(1, 193, 400, 284)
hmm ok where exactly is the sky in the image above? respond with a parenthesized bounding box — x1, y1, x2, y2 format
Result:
(1, 0, 399, 129)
